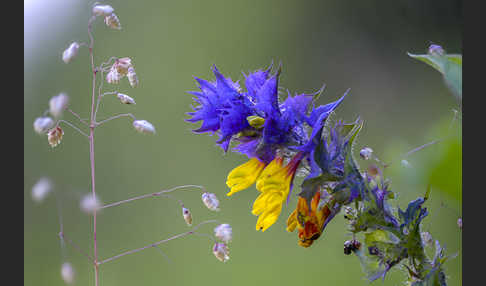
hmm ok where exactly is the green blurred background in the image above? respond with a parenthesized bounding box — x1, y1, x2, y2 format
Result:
(24, 0, 462, 285)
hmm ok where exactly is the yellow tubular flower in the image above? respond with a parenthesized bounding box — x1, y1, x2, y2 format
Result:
(226, 158, 266, 196)
(252, 154, 303, 232)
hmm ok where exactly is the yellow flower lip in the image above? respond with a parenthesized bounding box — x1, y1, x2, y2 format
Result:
(226, 158, 266, 196)
(252, 153, 304, 232)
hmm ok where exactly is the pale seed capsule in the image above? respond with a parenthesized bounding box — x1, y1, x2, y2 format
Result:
(115, 57, 132, 76)
(104, 13, 121, 30)
(117, 93, 136, 105)
(214, 224, 232, 243)
(61, 262, 75, 284)
(47, 126, 64, 147)
(106, 69, 121, 84)
(31, 177, 53, 203)
(62, 42, 79, 64)
(212, 243, 230, 262)
(49, 93, 69, 118)
(80, 194, 102, 214)
(359, 147, 373, 160)
(133, 120, 156, 134)
(92, 4, 114, 16)
(202, 192, 220, 211)
(33, 117, 54, 134)
(127, 66, 139, 88)
(182, 207, 192, 226)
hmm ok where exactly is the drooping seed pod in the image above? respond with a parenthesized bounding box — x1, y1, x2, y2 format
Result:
(62, 42, 80, 64)
(127, 66, 139, 88)
(47, 126, 64, 147)
(117, 93, 136, 105)
(31, 177, 53, 203)
(133, 120, 156, 134)
(49, 93, 69, 118)
(359, 147, 373, 160)
(212, 243, 230, 262)
(202, 192, 220, 211)
(92, 4, 114, 16)
(115, 57, 132, 76)
(80, 194, 102, 214)
(61, 262, 75, 284)
(106, 68, 121, 84)
(214, 224, 232, 243)
(182, 207, 192, 226)
(104, 13, 121, 30)
(33, 117, 54, 134)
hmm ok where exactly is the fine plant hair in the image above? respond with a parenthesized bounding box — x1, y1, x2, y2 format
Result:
(31, 4, 231, 286)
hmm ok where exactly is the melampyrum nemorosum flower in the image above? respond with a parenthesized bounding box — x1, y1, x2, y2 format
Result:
(287, 190, 333, 247)
(187, 64, 349, 232)
(251, 152, 304, 231)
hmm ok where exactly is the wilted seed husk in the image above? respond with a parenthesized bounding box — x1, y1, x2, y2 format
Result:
(47, 126, 64, 147)
(105, 13, 121, 30)
(212, 243, 230, 262)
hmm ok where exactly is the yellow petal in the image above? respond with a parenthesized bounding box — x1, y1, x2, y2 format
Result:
(255, 157, 284, 190)
(251, 192, 271, 215)
(226, 158, 265, 196)
(256, 203, 283, 232)
(286, 209, 298, 232)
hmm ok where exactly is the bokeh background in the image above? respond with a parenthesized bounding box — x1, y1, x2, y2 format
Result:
(24, 0, 462, 285)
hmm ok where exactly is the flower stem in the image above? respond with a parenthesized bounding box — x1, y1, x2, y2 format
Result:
(100, 185, 206, 210)
(97, 220, 218, 265)
(88, 15, 100, 286)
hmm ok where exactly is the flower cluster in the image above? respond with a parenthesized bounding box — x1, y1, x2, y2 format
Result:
(187, 64, 453, 284)
(187, 64, 348, 233)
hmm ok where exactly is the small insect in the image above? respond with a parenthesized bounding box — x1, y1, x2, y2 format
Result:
(344, 239, 361, 255)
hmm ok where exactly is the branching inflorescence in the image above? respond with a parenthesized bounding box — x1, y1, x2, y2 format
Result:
(31, 4, 232, 285)
(186, 61, 456, 285)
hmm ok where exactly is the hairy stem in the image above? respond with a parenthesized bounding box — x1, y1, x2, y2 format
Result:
(97, 220, 218, 265)
(88, 14, 100, 286)
(57, 120, 89, 137)
(100, 185, 206, 209)
(59, 231, 96, 264)
(95, 113, 136, 127)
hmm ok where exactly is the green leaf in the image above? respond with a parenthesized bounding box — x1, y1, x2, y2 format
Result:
(408, 51, 462, 100)
(365, 229, 392, 245)
(343, 119, 364, 176)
